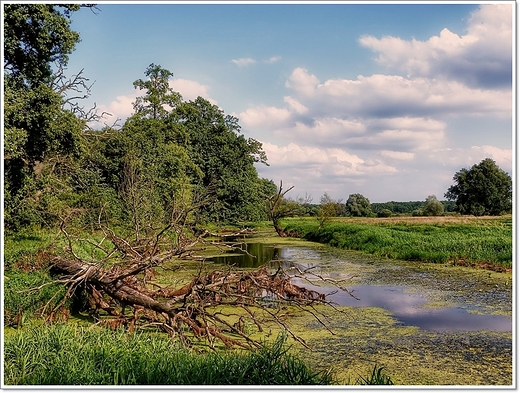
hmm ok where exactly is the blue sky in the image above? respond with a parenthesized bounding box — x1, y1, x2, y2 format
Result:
(65, 2, 514, 203)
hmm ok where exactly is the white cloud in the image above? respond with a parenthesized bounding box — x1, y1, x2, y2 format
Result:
(260, 142, 396, 175)
(283, 96, 308, 114)
(469, 145, 512, 171)
(89, 90, 139, 129)
(232, 57, 256, 67)
(256, 141, 399, 201)
(359, 4, 512, 88)
(265, 56, 281, 64)
(285, 67, 320, 95)
(284, 70, 511, 118)
(381, 151, 415, 160)
(169, 79, 217, 105)
(236, 105, 291, 129)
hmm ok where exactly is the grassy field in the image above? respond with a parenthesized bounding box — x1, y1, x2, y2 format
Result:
(282, 215, 512, 269)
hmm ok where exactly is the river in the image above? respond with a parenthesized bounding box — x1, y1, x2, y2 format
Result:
(209, 237, 513, 385)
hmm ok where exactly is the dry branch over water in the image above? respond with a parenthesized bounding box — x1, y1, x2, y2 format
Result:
(48, 222, 353, 349)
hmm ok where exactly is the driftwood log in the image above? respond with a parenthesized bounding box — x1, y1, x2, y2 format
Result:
(44, 219, 352, 349)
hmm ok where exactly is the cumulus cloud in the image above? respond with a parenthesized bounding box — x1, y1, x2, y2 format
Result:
(359, 4, 512, 88)
(259, 141, 396, 177)
(284, 69, 511, 118)
(169, 79, 217, 105)
(237, 105, 291, 129)
(232, 57, 256, 67)
(255, 141, 401, 201)
(381, 150, 415, 160)
(242, 7, 511, 201)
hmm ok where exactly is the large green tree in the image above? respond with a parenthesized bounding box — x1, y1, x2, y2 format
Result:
(422, 195, 444, 216)
(132, 63, 182, 119)
(444, 158, 512, 216)
(97, 115, 200, 237)
(3, 4, 89, 230)
(345, 193, 372, 217)
(4, 4, 81, 87)
(173, 97, 269, 224)
(101, 64, 270, 228)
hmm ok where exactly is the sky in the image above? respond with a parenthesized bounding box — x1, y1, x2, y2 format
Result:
(64, 1, 514, 203)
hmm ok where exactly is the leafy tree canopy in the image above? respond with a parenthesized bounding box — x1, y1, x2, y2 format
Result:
(4, 4, 81, 87)
(173, 97, 268, 223)
(346, 193, 372, 217)
(4, 4, 87, 231)
(422, 195, 444, 216)
(445, 158, 512, 216)
(133, 63, 182, 119)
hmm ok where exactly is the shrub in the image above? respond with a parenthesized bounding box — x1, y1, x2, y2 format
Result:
(377, 209, 393, 218)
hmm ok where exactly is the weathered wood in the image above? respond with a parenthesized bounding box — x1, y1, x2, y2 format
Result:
(51, 253, 328, 349)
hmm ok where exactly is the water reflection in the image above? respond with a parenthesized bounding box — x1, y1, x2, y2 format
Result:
(210, 242, 319, 270)
(322, 284, 512, 333)
(210, 243, 512, 333)
(210, 243, 278, 268)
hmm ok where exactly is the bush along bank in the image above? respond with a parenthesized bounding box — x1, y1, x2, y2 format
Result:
(282, 219, 512, 269)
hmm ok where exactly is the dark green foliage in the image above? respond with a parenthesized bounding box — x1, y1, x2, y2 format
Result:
(445, 158, 512, 216)
(3, 4, 81, 86)
(371, 201, 424, 215)
(4, 53, 270, 231)
(133, 63, 182, 119)
(104, 116, 199, 233)
(4, 327, 334, 385)
(173, 97, 269, 224)
(377, 209, 393, 218)
(345, 193, 373, 217)
(3, 4, 86, 232)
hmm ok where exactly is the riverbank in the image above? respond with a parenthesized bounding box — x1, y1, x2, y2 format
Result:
(281, 215, 512, 270)
(3, 222, 513, 385)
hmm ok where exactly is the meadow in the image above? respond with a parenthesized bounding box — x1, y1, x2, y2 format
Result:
(282, 215, 513, 269)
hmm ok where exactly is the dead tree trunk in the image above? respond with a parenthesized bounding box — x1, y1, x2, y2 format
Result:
(46, 219, 354, 349)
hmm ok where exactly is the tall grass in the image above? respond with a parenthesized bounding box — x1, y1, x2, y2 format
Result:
(283, 217, 512, 267)
(4, 324, 334, 385)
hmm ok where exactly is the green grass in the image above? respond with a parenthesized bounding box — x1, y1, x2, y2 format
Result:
(282, 217, 512, 267)
(3, 324, 334, 385)
(4, 269, 71, 326)
(3, 228, 56, 270)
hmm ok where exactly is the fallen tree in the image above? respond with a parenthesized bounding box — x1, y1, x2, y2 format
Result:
(44, 217, 354, 350)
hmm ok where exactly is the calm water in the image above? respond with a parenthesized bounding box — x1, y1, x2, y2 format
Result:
(210, 243, 512, 333)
